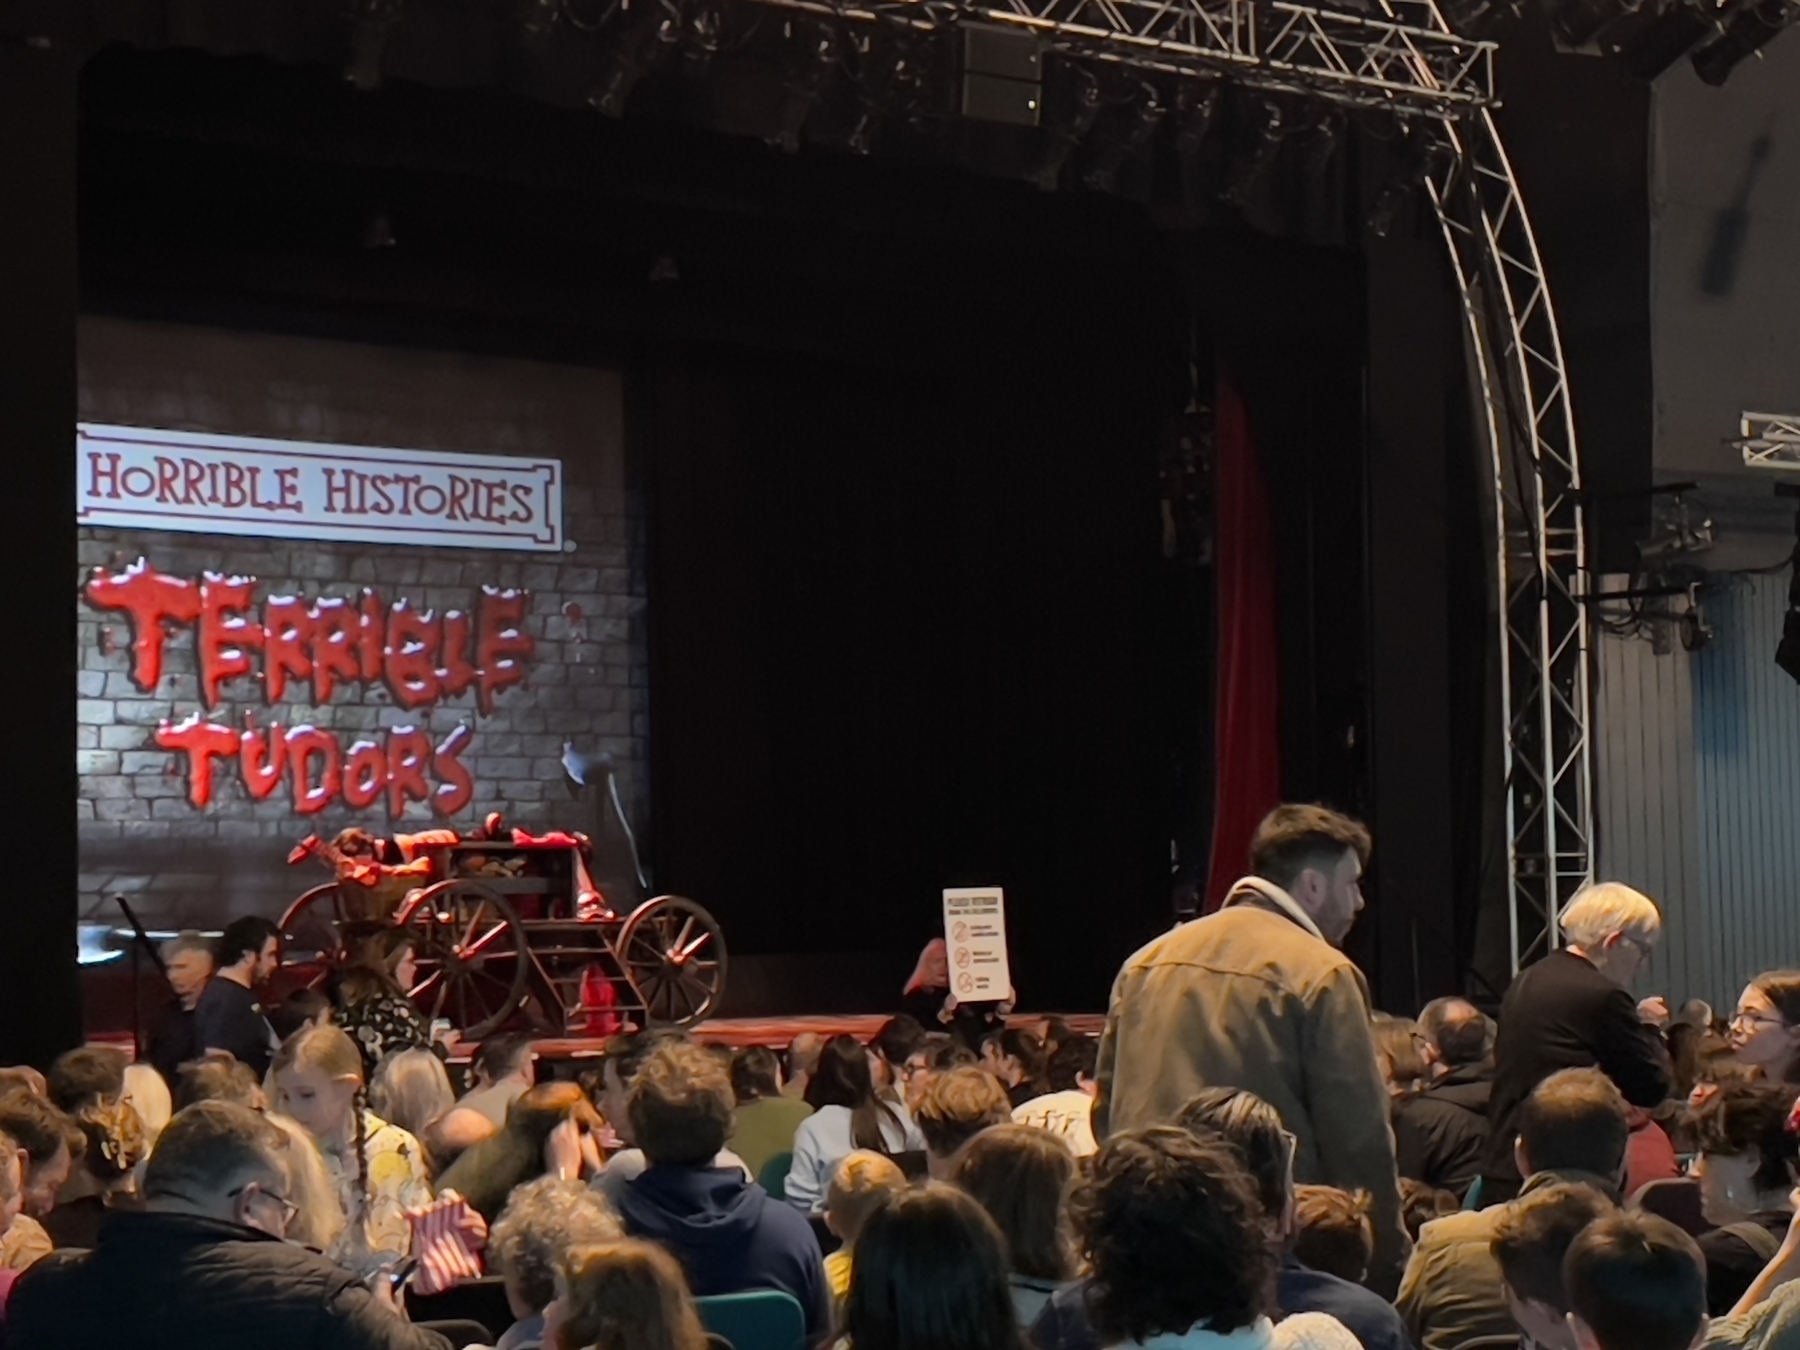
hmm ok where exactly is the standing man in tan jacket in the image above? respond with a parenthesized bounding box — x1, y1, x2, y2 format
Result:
(1094, 803, 1409, 1286)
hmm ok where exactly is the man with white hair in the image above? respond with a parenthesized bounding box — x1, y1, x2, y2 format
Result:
(1477, 883, 1673, 1203)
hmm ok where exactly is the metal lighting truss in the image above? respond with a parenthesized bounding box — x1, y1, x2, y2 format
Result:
(1371, 0, 1594, 975)
(738, 0, 1496, 114)
(587, 0, 1576, 973)
(1735, 412, 1800, 471)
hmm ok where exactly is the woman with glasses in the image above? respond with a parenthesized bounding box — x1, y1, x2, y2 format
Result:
(1727, 972, 1800, 1083)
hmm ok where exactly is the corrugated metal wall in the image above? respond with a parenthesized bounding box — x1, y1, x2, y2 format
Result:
(1595, 572, 1800, 1009)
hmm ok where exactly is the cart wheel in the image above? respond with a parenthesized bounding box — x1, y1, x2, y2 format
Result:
(401, 879, 530, 1039)
(278, 884, 352, 991)
(616, 895, 728, 1028)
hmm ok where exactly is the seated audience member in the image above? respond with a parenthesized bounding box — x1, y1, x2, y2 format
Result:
(591, 1033, 750, 1204)
(824, 1150, 908, 1315)
(487, 1176, 624, 1350)
(438, 1082, 606, 1222)
(1691, 1081, 1800, 1315)
(981, 1030, 1051, 1111)
(271, 1023, 432, 1273)
(1371, 1014, 1428, 1101)
(1023, 1088, 1412, 1350)
(371, 1048, 457, 1170)
(1728, 972, 1800, 1085)
(612, 1038, 831, 1341)
(0, 1126, 39, 1276)
(1012, 1036, 1099, 1158)
(121, 1063, 173, 1147)
(435, 1033, 537, 1164)
(0, 1068, 45, 1099)
(901, 1037, 976, 1114)
(954, 1124, 1077, 1326)
(46, 1047, 128, 1114)
(1625, 1104, 1683, 1195)
(269, 988, 334, 1044)
(1070, 1127, 1359, 1350)
(1039, 1018, 1076, 1062)
(1565, 1211, 1709, 1350)
(264, 1111, 348, 1253)
(787, 1034, 925, 1214)
(844, 1183, 1024, 1350)
(900, 939, 1011, 1050)
(1291, 1187, 1373, 1285)
(39, 1100, 147, 1249)
(0, 1091, 77, 1269)
(1397, 1066, 1629, 1350)
(174, 1055, 266, 1111)
(1397, 1178, 1461, 1243)
(144, 930, 214, 1084)
(728, 1044, 814, 1181)
(785, 1032, 825, 1101)
(4, 1099, 453, 1350)
(1394, 996, 1494, 1196)
(337, 929, 441, 1075)
(194, 915, 283, 1078)
(915, 1067, 1013, 1181)
(871, 1016, 929, 1106)
(1488, 1181, 1618, 1350)
(544, 1239, 708, 1350)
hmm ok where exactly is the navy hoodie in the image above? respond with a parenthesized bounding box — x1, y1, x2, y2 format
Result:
(617, 1165, 831, 1341)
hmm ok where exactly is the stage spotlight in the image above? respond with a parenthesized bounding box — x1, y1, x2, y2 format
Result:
(1173, 80, 1222, 205)
(1690, 0, 1798, 84)
(682, 0, 727, 71)
(588, 0, 685, 118)
(766, 21, 841, 153)
(1082, 80, 1166, 194)
(843, 31, 927, 155)
(1553, 0, 1645, 47)
(1777, 485, 1800, 686)
(1029, 65, 1104, 191)
(1221, 98, 1287, 208)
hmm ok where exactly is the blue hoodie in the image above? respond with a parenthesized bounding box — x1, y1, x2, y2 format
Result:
(617, 1165, 831, 1342)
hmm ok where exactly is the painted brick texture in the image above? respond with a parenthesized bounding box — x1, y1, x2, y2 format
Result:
(76, 318, 646, 930)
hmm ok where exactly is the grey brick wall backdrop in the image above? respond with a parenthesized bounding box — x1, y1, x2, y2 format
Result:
(76, 318, 646, 931)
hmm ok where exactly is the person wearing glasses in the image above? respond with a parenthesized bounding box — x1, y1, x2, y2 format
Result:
(4, 1100, 451, 1350)
(1727, 972, 1800, 1084)
(1478, 883, 1674, 1205)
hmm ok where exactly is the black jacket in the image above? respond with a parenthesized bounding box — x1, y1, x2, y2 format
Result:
(5, 1210, 451, 1350)
(1394, 1061, 1494, 1196)
(1480, 949, 1673, 1190)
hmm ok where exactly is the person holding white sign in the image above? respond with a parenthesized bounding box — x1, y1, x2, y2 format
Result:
(899, 938, 1013, 1051)
(1093, 803, 1409, 1292)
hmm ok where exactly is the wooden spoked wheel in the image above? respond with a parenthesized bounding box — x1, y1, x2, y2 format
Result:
(277, 883, 353, 991)
(398, 878, 531, 1039)
(615, 894, 728, 1028)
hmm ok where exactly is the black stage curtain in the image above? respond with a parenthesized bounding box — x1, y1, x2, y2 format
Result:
(641, 336, 1177, 1014)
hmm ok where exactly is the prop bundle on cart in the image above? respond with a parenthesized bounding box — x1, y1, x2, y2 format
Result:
(279, 810, 727, 1039)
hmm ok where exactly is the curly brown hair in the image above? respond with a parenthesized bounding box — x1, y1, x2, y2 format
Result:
(628, 1039, 735, 1166)
(1689, 1079, 1800, 1193)
(1072, 1127, 1277, 1343)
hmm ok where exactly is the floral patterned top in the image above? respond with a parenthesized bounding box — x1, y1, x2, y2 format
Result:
(337, 991, 436, 1078)
(318, 1109, 432, 1277)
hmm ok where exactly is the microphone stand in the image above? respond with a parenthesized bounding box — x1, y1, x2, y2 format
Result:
(114, 896, 168, 1062)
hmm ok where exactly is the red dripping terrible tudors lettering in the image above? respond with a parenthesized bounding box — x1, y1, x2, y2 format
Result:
(83, 558, 535, 817)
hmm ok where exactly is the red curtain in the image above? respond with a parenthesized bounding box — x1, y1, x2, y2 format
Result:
(1203, 377, 1282, 910)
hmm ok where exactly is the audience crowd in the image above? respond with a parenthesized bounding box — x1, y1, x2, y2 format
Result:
(6, 802, 1800, 1350)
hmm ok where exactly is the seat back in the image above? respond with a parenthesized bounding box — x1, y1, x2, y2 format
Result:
(695, 1289, 808, 1350)
(757, 1151, 794, 1200)
(1631, 1176, 1709, 1237)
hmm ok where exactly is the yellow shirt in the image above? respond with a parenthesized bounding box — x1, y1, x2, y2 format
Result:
(825, 1247, 853, 1306)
